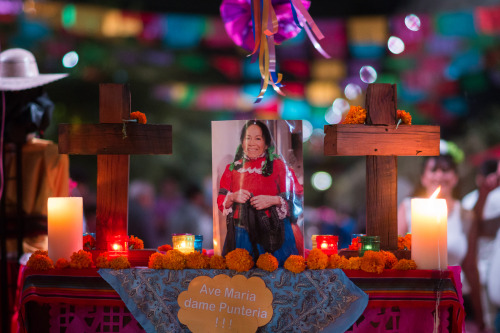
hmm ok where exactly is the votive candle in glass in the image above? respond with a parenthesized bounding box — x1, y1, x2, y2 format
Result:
(107, 234, 129, 258)
(172, 233, 195, 254)
(359, 236, 380, 256)
(316, 235, 338, 256)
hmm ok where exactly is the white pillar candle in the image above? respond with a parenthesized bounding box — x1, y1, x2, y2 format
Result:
(48, 197, 83, 262)
(411, 189, 447, 270)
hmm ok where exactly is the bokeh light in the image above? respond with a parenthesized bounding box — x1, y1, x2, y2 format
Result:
(62, 51, 79, 68)
(332, 97, 350, 114)
(405, 14, 421, 31)
(388, 36, 405, 54)
(311, 171, 333, 191)
(325, 107, 342, 124)
(359, 66, 377, 83)
(344, 83, 362, 100)
(302, 120, 314, 142)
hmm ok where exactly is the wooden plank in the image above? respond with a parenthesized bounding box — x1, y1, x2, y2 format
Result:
(366, 156, 398, 250)
(99, 84, 130, 123)
(96, 155, 129, 249)
(324, 124, 440, 156)
(366, 84, 396, 125)
(58, 124, 173, 155)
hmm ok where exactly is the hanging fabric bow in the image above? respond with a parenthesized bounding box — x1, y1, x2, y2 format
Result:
(220, 0, 329, 103)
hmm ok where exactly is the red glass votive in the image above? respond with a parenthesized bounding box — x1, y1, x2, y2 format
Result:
(316, 235, 338, 256)
(107, 234, 129, 258)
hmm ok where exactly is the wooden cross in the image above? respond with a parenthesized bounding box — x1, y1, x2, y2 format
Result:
(58, 84, 172, 250)
(324, 83, 440, 250)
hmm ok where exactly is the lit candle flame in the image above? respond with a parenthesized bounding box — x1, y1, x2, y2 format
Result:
(430, 186, 441, 199)
(321, 243, 328, 249)
(112, 243, 120, 251)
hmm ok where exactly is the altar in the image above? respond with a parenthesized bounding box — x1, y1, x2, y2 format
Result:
(15, 266, 464, 333)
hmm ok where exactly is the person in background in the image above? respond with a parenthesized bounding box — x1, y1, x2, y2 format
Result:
(128, 180, 156, 248)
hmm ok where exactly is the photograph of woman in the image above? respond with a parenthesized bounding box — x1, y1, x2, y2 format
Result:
(212, 120, 304, 266)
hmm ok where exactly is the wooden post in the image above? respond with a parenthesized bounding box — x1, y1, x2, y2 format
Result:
(58, 84, 172, 250)
(324, 83, 440, 250)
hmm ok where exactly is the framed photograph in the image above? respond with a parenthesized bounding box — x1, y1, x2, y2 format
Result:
(211, 120, 304, 265)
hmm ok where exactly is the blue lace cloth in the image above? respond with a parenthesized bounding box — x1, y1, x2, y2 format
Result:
(99, 268, 368, 333)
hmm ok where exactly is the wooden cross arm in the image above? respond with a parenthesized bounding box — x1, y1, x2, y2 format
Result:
(324, 124, 440, 156)
(58, 123, 172, 155)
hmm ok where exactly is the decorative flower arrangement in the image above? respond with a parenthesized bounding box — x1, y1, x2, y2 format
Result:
(109, 256, 131, 270)
(398, 234, 411, 250)
(185, 252, 210, 269)
(158, 244, 173, 252)
(381, 250, 398, 269)
(164, 249, 187, 270)
(306, 248, 329, 270)
(341, 106, 367, 124)
(55, 258, 70, 269)
(69, 250, 93, 269)
(225, 248, 254, 272)
(96, 252, 111, 269)
(209, 255, 227, 270)
(397, 110, 412, 125)
(130, 111, 147, 124)
(393, 259, 417, 270)
(348, 237, 361, 250)
(256, 253, 279, 272)
(27, 250, 54, 271)
(328, 254, 351, 269)
(129, 235, 144, 250)
(359, 251, 386, 274)
(284, 255, 306, 273)
(148, 252, 167, 269)
(348, 257, 362, 270)
(83, 234, 96, 251)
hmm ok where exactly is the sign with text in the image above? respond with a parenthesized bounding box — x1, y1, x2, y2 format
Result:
(178, 275, 273, 333)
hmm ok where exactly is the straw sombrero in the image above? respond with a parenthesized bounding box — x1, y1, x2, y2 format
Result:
(0, 48, 68, 91)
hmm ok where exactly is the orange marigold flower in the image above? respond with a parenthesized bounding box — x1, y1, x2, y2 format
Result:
(348, 257, 362, 270)
(328, 254, 351, 269)
(393, 259, 417, 270)
(381, 250, 398, 269)
(55, 258, 70, 269)
(284, 255, 306, 273)
(109, 256, 131, 269)
(360, 251, 386, 274)
(348, 237, 361, 251)
(209, 255, 227, 270)
(186, 252, 210, 269)
(398, 234, 412, 250)
(397, 110, 412, 125)
(342, 106, 367, 124)
(157, 244, 173, 252)
(33, 250, 49, 256)
(256, 253, 279, 272)
(96, 252, 111, 268)
(307, 248, 329, 270)
(130, 111, 147, 124)
(225, 249, 254, 272)
(148, 252, 167, 269)
(83, 234, 96, 251)
(27, 252, 54, 271)
(165, 249, 186, 270)
(129, 235, 144, 250)
(69, 250, 93, 269)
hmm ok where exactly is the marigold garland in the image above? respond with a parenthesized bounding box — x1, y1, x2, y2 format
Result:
(398, 234, 411, 250)
(109, 256, 131, 269)
(27, 251, 54, 271)
(306, 248, 329, 270)
(341, 106, 367, 124)
(148, 252, 167, 269)
(393, 259, 417, 270)
(397, 110, 412, 125)
(209, 255, 227, 270)
(83, 234, 96, 251)
(158, 244, 173, 252)
(328, 254, 351, 269)
(360, 251, 386, 274)
(256, 253, 279, 272)
(164, 249, 186, 270)
(129, 235, 144, 250)
(130, 111, 147, 124)
(348, 257, 361, 270)
(96, 252, 111, 269)
(186, 252, 210, 269)
(225, 248, 254, 272)
(284, 255, 306, 273)
(381, 250, 398, 269)
(55, 258, 70, 269)
(69, 250, 93, 269)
